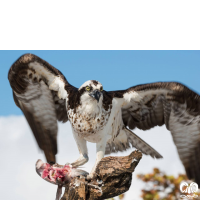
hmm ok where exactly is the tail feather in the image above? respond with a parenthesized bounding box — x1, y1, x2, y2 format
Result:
(105, 127, 162, 159)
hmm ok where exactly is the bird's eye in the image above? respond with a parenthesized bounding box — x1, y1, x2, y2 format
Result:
(100, 87, 103, 91)
(86, 86, 91, 91)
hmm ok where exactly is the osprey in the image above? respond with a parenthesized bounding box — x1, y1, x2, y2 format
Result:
(8, 54, 200, 183)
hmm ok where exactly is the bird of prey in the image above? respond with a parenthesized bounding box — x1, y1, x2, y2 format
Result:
(8, 54, 200, 183)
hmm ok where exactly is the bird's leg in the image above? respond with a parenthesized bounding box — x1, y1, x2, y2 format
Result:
(87, 138, 106, 180)
(70, 131, 89, 168)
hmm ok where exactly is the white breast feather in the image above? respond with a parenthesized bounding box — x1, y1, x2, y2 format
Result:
(79, 94, 102, 116)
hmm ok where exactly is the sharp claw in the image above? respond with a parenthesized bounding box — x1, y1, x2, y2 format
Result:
(77, 175, 85, 179)
(86, 173, 97, 181)
(71, 154, 89, 167)
(71, 162, 80, 168)
(86, 174, 92, 181)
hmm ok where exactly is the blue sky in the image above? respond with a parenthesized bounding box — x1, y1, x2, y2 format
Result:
(1, 50, 200, 116)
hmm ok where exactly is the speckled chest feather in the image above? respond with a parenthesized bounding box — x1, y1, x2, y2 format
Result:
(67, 104, 112, 137)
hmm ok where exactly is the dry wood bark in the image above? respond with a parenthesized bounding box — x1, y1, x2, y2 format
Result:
(61, 150, 142, 200)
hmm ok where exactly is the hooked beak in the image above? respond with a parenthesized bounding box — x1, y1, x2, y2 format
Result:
(89, 89, 102, 102)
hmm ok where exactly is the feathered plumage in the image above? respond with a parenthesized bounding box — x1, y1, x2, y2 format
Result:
(8, 53, 200, 184)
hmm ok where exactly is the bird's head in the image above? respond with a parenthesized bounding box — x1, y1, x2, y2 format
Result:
(79, 80, 103, 103)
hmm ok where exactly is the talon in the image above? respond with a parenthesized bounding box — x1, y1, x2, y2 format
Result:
(86, 173, 97, 180)
(71, 162, 79, 168)
(86, 175, 92, 181)
(79, 175, 85, 178)
(78, 175, 85, 179)
(71, 154, 89, 167)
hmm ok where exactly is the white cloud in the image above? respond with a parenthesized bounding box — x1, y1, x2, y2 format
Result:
(0, 116, 185, 200)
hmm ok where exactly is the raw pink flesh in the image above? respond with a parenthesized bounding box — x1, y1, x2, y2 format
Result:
(36, 160, 88, 200)
(41, 163, 72, 184)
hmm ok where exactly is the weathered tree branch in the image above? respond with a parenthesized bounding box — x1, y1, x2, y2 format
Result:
(61, 150, 142, 200)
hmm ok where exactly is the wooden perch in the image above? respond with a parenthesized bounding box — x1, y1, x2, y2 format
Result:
(61, 150, 142, 200)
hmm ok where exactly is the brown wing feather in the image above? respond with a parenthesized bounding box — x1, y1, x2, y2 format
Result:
(106, 82, 200, 185)
(8, 54, 76, 162)
(13, 79, 58, 162)
(21, 102, 57, 163)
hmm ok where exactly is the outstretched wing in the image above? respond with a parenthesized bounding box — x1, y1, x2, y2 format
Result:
(8, 54, 77, 163)
(104, 82, 200, 184)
